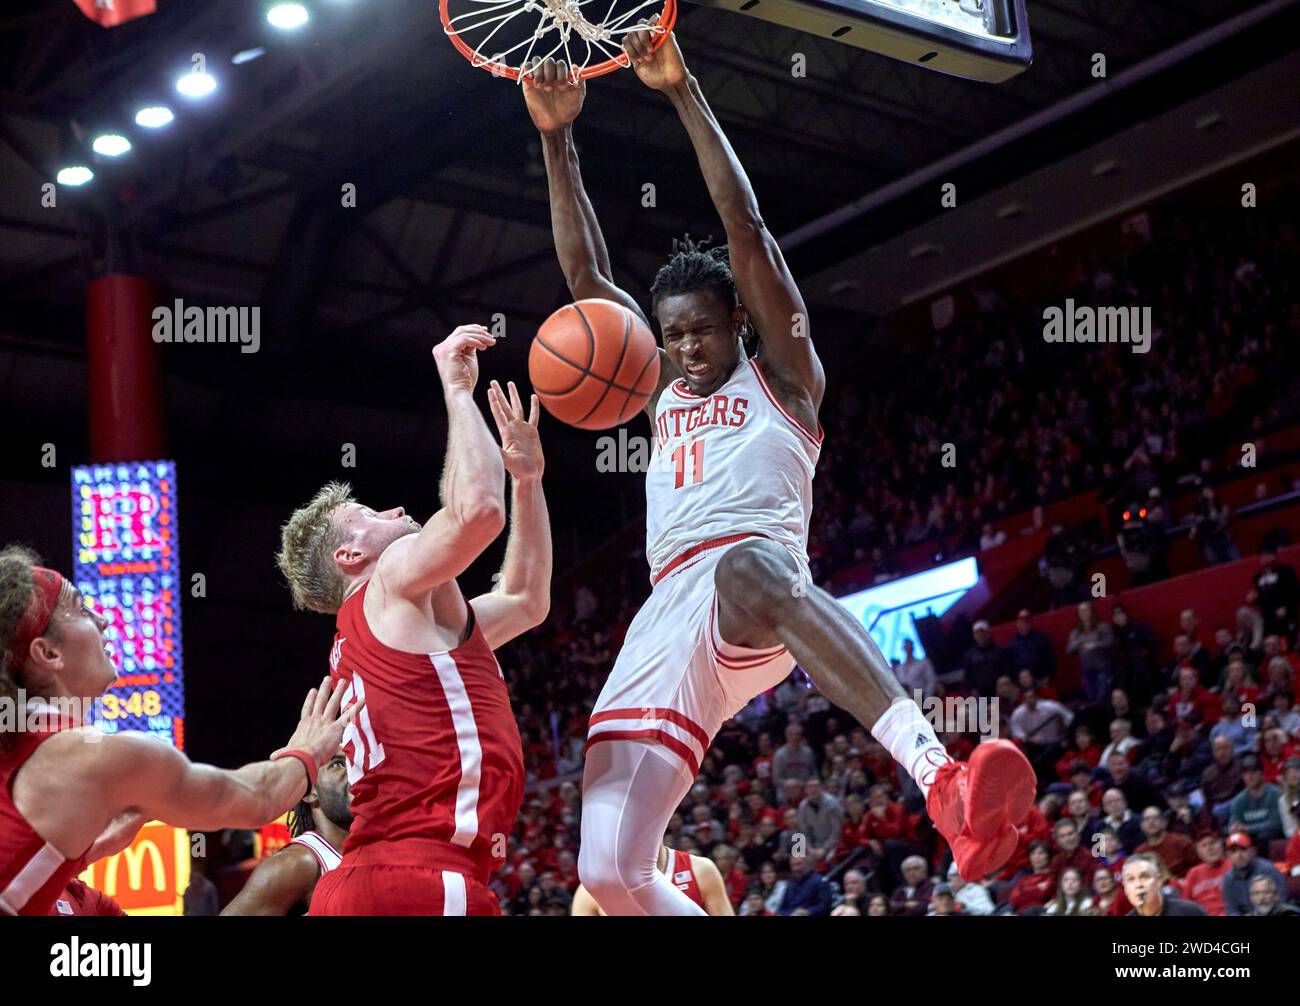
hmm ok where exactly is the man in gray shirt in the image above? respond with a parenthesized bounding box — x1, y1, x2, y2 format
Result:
(772, 721, 818, 785)
(796, 778, 844, 865)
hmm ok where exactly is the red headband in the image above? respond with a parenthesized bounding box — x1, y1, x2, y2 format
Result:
(6, 566, 67, 672)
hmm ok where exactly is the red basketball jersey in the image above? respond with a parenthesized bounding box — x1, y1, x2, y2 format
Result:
(329, 580, 524, 882)
(666, 847, 706, 910)
(0, 717, 86, 916)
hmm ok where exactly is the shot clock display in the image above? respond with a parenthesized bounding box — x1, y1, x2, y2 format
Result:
(72, 461, 185, 748)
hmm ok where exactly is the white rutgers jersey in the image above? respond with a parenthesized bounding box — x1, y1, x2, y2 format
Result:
(646, 355, 821, 580)
(290, 831, 342, 874)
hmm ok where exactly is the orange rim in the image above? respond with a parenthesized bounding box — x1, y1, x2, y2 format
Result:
(440, 0, 677, 81)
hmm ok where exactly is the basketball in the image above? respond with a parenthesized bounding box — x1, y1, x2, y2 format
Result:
(528, 299, 661, 430)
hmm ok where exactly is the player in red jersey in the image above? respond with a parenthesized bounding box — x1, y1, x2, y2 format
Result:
(571, 843, 733, 915)
(49, 878, 127, 917)
(0, 546, 355, 917)
(524, 27, 1034, 914)
(276, 326, 552, 916)
(222, 749, 351, 915)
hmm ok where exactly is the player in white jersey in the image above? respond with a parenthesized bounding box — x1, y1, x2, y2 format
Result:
(221, 750, 351, 916)
(523, 25, 1036, 915)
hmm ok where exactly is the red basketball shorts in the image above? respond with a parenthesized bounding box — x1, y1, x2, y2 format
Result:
(309, 864, 500, 916)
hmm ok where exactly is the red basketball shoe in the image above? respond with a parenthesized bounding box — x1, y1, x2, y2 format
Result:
(926, 739, 1036, 879)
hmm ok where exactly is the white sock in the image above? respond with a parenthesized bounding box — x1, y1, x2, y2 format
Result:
(871, 697, 953, 798)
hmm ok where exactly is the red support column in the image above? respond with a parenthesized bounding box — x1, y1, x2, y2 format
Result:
(86, 274, 165, 462)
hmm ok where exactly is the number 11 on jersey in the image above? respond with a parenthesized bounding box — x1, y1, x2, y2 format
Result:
(671, 439, 705, 490)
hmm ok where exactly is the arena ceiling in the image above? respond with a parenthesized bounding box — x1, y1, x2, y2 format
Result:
(0, 0, 1285, 340)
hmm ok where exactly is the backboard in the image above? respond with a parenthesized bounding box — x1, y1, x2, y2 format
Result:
(689, 0, 1033, 82)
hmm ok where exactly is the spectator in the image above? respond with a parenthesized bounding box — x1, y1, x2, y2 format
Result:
(772, 722, 817, 785)
(1164, 778, 1213, 838)
(1066, 602, 1116, 704)
(182, 857, 220, 917)
(1248, 874, 1300, 915)
(1280, 757, 1300, 839)
(1050, 817, 1098, 879)
(1099, 718, 1140, 767)
(1166, 665, 1221, 728)
(796, 778, 843, 865)
(1260, 728, 1297, 785)
(1180, 831, 1231, 916)
(1009, 842, 1057, 915)
(832, 868, 871, 914)
(1110, 603, 1159, 705)
(865, 893, 889, 917)
(1007, 608, 1057, 683)
(946, 861, 995, 916)
(1228, 755, 1285, 845)
(1091, 866, 1129, 917)
(1098, 789, 1145, 853)
(739, 891, 771, 916)
(1065, 787, 1101, 842)
(1123, 853, 1206, 916)
(926, 883, 957, 916)
(751, 861, 787, 915)
(1042, 523, 1088, 607)
(961, 620, 1010, 696)
(1134, 806, 1197, 877)
(1054, 724, 1102, 782)
(1104, 750, 1165, 814)
(1189, 486, 1239, 566)
(1010, 687, 1074, 783)
(776, 855, 832, 916)
(1045, 867, 1094, 915)
(1221, 831, 1287, 916)
(1164, 633, 1212, 689)
(1202, 736, 1244, 822)
(1209, 695, 1258, 756)
(889, 856, 934, 917)
(1270, 690, 1300, 738)
(1254, 548, 1299, 640)
(894, 637, 937, 698)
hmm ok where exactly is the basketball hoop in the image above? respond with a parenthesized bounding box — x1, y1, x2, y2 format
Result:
(440, 0, 678, 81)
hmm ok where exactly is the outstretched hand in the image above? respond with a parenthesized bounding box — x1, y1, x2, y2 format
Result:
(488, 380, 544, 482)
(279, 678, 362, 769)
(522, 57, 586, 133)
(623, 15, 688, 91)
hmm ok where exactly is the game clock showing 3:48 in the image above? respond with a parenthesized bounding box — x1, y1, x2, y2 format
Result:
(72, 460, 186, 749)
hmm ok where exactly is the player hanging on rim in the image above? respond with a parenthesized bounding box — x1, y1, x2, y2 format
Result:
(521, 23, 1035, 915)
(276, 326, 551, 916)
(221, 749, 352, 915)
(0, 545, 355, 917)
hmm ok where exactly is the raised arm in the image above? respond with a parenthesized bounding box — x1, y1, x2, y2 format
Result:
(376, 325, 507, 600)
(523, 59, 648, 322)
(624, 23, 825, 409)
(470, 381, 553, 649)
(523, 59, 677, 419)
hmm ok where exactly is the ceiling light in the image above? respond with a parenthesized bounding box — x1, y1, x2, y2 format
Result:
(92, 133, 132, 157)
(57, 166, 94, 186)
(135, 105, 175, 128)
(176, 70, 217, 98)
(267, 3, 310, 29)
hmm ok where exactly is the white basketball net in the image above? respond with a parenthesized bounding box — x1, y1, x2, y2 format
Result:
(445, 0, 664, 79)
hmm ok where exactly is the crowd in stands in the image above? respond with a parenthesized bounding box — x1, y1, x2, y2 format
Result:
(806, 192, 1300, 594)
(495, 546, 1300, 915)
(489, 187, 1300, 918)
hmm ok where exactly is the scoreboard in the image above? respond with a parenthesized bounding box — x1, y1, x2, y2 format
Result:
(71, 460, 185, 748)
